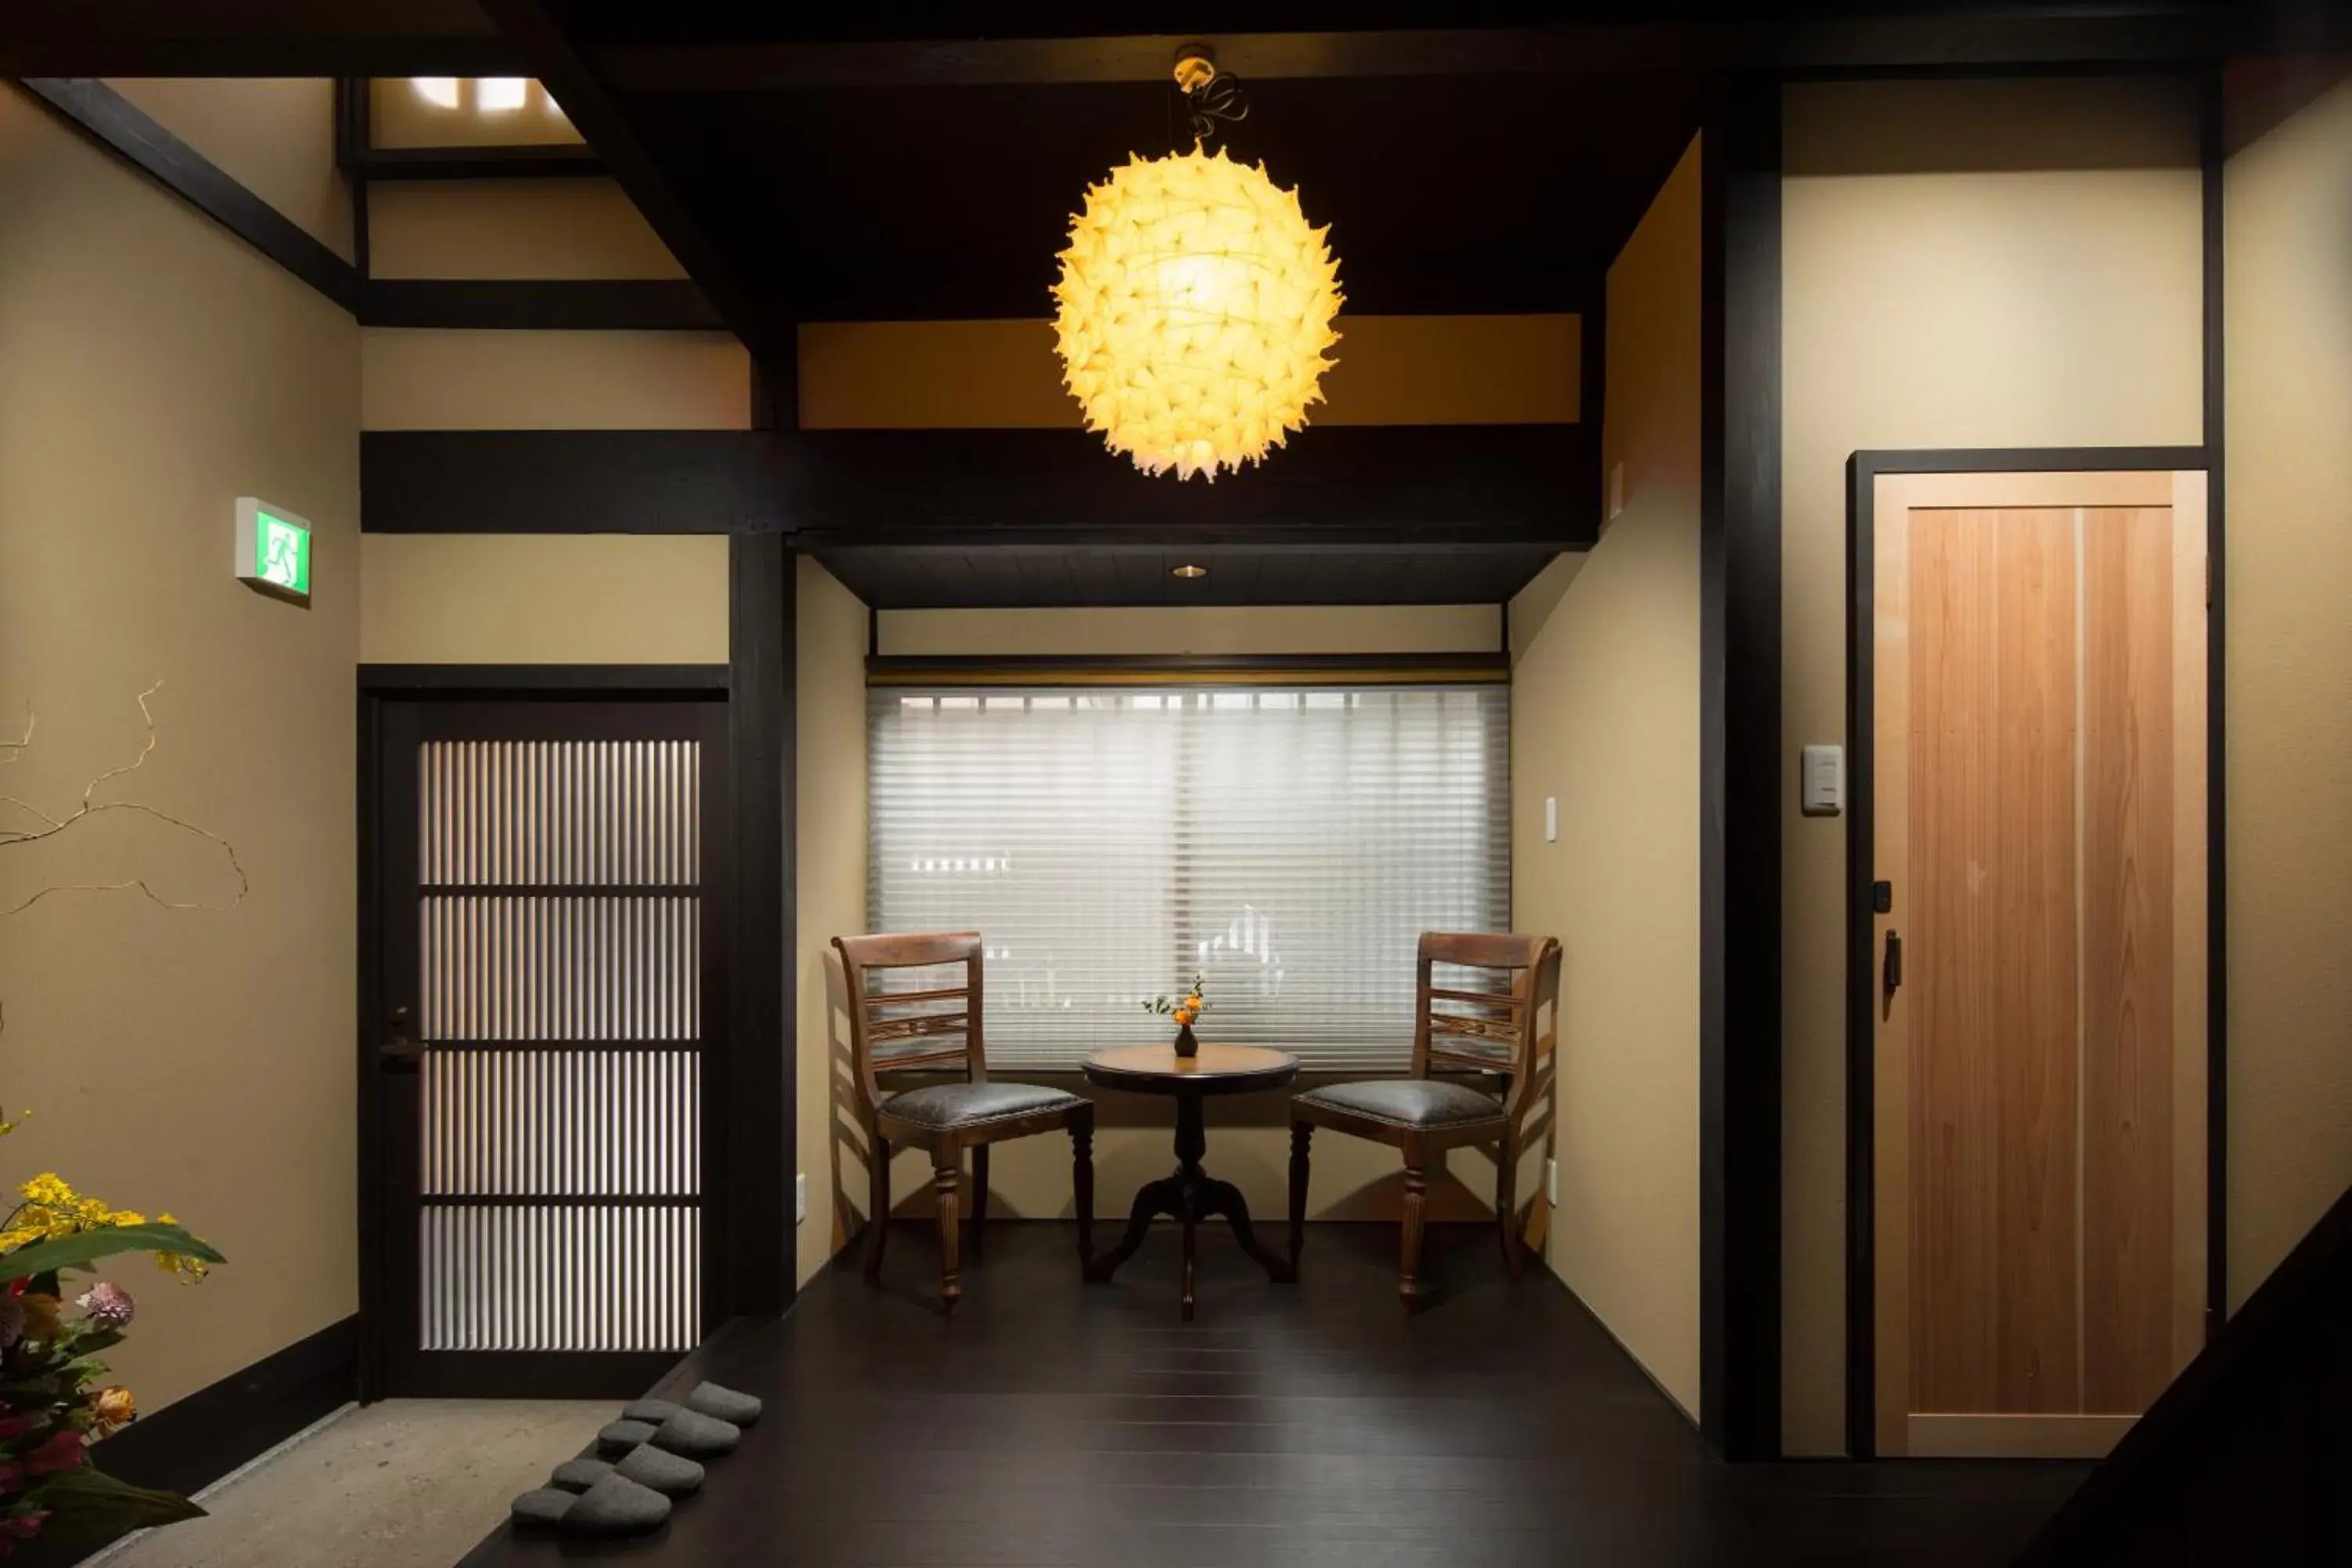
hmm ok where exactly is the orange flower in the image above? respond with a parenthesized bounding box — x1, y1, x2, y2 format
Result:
(92, 1387, 135, 1436)
(1174, 1007, 1196, 1026)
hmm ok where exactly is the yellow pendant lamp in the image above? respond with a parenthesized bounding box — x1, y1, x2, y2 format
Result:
(1051, 50, 1343, 481)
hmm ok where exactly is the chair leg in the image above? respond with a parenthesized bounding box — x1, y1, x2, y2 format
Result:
(863, 1134, 891, 1283)
(935, 1148, 963, 1309)
(1495, 1136, 1524, 1282)
(1072, 1109, 1095, 1270)
(1399, 1159, 1428, 1309)
(971, 1144, 990, 1252)
(1287, 1121, 1312, 1272)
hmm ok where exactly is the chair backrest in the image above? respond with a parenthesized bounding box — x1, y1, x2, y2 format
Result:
(1411, 931, 1562, 1116)
(830, 931, 986, 1114)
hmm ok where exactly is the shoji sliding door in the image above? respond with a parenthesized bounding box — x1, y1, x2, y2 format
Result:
(369, 698, 726, 1397)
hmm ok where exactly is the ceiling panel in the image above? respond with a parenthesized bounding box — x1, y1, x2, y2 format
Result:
(815, 543, 1566, 609)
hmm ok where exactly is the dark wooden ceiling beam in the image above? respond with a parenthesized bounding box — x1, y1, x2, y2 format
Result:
(600, 13, 2241, 93)
(360, 425, 1599, 550)
(14, 78, 358, 310)
(477, 0, 785, 362)
(0, 1, 517, 76)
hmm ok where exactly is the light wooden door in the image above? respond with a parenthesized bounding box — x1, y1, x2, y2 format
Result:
(1871, 470, 2207, 1459)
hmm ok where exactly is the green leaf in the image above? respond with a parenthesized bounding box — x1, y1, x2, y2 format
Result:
(34, 1461, 207, 1543)
(0, 1225, 223, 1283)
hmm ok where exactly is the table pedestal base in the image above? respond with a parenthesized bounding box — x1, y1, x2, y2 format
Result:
(1084, 1094, 1295, 1319)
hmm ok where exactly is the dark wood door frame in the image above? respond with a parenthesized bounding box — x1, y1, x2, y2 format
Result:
(354, 663, 771, 1399)
(1841, 444, 2223, 1458)
(1700, 74, 1784, 1461)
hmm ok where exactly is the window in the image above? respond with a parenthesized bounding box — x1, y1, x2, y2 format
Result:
(868, 683, 1509, 1072)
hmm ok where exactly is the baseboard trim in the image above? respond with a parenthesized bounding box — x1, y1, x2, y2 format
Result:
(74, 1316, 358, 1529)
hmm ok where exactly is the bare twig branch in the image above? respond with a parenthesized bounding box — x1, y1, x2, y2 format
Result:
(0, 681, 249, 917)
(81, 680, 165, 805)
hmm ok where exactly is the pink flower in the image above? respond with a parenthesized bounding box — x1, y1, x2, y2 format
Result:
(0, 1511, 45, 1543)
(21, 1432, 82, 1476)
(74, 1283, 132, 1329)
(0, 1412, 34, 1444)
(0, 1461, 20, 1494)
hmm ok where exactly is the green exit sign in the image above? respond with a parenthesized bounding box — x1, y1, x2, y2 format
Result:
(234, 497, 311, 604)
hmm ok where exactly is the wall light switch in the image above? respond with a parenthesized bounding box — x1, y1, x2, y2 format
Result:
(1545, 1158, 1559, 1207)
(1544, 796, 1559, 842)
(1802, 744, 1844, 816)
(795, 1171, 806, 1225)
(1608, 462, 1626, 520)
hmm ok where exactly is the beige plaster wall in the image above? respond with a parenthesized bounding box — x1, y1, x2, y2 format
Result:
(2220, 74, 2352, 1308)
(366, 178, 684, 280)
(1510, 136, 1705, 1418)
(360, 328, 749, 432)
(1779, 74, 2203, 1453)
(0, 86, 361, 1411)
(358, 535, 729, 665)
(796, 559, 871, 1286)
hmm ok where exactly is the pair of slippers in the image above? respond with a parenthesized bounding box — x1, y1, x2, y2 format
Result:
(511, 1381, 763, 1537)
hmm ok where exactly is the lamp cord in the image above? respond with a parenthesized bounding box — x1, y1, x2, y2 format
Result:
(1181, 71, 1249, 152)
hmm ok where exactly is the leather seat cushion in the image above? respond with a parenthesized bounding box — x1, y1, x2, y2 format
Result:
(882, 1081, 1083, 1130)
(1294, 1078, 1504, 1129)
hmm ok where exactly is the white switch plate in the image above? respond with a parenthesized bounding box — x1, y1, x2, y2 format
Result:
(1544, 796, 1558, 842)
(1801, 744, 1845, 816)
(795, 1171, 806, 1225)
(1545, 1158, 1559, 1207)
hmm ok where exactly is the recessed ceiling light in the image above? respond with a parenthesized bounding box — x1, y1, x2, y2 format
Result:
(1172, 564, 1209, 579)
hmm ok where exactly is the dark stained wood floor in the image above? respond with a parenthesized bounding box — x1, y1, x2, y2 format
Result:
(461, 1222, 2085, 1566)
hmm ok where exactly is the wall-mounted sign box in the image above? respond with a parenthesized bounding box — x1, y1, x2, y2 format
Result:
(234, 496, 311, 605)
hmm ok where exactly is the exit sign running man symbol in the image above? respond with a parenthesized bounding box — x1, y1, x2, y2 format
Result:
(234, 496, 312, 604)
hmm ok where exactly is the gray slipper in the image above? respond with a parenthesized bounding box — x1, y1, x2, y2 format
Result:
(599, 1408, 739, 1458)
(619, 1399, 745, 1452)
(554, 1446, 705, 1499)
(684, 1381, 763, 1427)
(512, 1472, 670, 1537)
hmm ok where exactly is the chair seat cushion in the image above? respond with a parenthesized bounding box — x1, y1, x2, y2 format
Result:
(1294, 1078, 1504, 1129)
(882, 1081, 1083, 1131)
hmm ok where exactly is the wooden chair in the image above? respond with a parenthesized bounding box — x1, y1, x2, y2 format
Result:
(832, 932, 1094, 1308)
(1287, 931, 1561, 1308)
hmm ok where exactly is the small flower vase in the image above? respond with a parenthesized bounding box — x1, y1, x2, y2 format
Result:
(1174, 1022, 1199, 1059)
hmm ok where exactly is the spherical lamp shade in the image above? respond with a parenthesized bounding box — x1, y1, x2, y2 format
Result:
(1053, 146, 1343, 481)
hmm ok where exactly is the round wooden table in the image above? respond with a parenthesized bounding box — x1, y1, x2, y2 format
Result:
(1081, 1043, 1300, 1319)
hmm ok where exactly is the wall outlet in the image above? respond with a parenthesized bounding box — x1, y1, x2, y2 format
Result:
(795, 1171, 806, 1225)
(1545, 1158, 1559, 1207)
(1544, 795, 1559, 843)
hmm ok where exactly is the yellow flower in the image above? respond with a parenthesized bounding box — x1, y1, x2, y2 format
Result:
(21, 1173, 78, 1210)
(152, 1214, 209, 1283)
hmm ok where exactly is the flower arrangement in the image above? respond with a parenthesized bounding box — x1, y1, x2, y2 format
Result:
(1142, 977, 1207, 1059)
(0, 1109, 223, 1556)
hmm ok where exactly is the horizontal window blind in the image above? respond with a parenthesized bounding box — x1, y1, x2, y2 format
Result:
(868, 684, 1508, 1073)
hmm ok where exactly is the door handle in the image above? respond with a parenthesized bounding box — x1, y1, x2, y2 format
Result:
(1882, 930, 1904, 996)
(381, 1004, 423, 1069)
